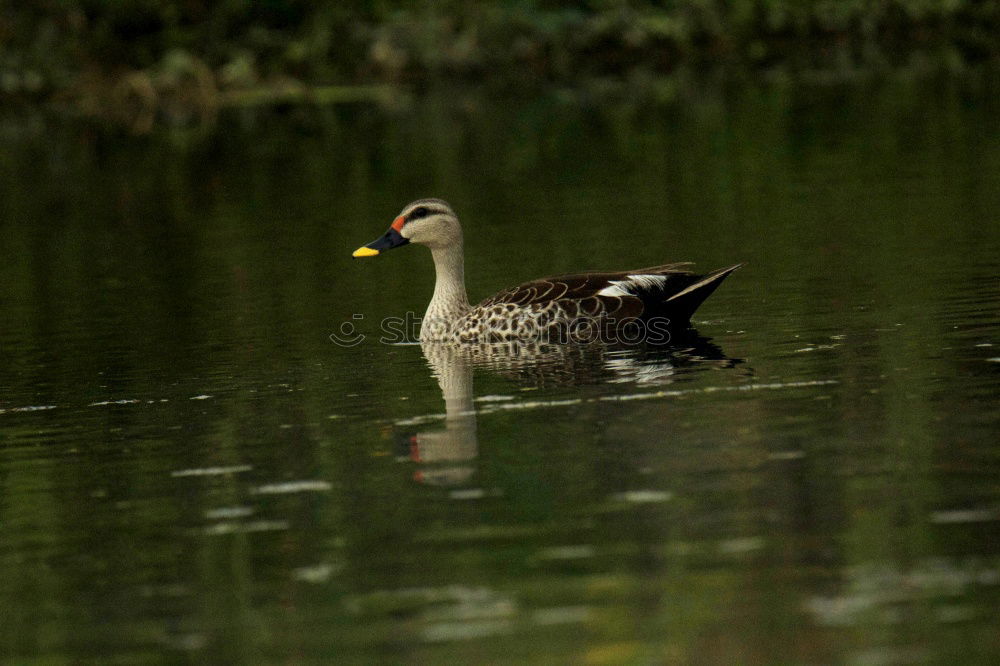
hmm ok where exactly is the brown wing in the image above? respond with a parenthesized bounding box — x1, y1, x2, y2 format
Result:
(481, 264, 695, 300)
(473, 262, 741, 332)
(476, 271, 665, 320)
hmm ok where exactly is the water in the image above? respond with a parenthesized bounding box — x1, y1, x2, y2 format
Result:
(2, 76, 1000, 663)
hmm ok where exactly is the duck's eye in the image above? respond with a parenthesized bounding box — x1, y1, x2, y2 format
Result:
(408, 207, 430, 221)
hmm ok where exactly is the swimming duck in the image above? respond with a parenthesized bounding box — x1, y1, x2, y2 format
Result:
(353, 199, 741, 342)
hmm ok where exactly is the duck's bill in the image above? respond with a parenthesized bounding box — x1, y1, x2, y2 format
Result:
(352, 227, 409, 258)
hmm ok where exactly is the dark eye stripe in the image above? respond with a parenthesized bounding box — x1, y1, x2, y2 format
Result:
(407, 206, 432, 222)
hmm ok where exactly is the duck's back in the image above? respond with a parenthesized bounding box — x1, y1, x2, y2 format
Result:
(442, 263, 741, 343)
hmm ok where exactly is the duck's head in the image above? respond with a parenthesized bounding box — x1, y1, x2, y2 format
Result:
(353, 199, 462, 258)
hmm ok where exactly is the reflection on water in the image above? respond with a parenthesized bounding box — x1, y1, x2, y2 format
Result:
(1, 76, 1000, 663)
(405, 343, 479, 486)
(406, 335, 742, 486)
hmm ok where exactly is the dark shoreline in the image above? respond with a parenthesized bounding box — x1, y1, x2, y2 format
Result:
(3, 3, 999, 130)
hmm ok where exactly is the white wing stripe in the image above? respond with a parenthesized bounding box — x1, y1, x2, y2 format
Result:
(597, 282, 629, 297)
(626, 274, 668, 290)
(597, 274, 667, 297)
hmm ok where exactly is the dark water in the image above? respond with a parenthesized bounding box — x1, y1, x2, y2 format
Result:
(2, 76, 1000, 664)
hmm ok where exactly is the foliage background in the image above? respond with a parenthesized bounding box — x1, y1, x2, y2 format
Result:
(3, 1, 999, 122)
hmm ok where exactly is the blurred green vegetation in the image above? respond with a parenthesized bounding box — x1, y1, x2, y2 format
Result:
(2, 1, 999, 126)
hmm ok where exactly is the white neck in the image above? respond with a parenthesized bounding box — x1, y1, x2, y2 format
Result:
(421, 244, 470, 339)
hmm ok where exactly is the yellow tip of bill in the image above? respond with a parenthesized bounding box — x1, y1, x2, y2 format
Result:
(352, 246, 379, 258)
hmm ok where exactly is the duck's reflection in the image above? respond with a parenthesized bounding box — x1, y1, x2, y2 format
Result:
(400, 333, 741, 486)
(403, 343, 479, 486)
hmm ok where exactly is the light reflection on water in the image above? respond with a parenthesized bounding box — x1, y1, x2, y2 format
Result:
(1, 77, 1000, 663)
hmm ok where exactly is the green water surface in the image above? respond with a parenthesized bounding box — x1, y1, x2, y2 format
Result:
(1, 77, 999, 664)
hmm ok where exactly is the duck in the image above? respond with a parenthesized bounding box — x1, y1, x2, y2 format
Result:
(353, 199, 741, 343)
